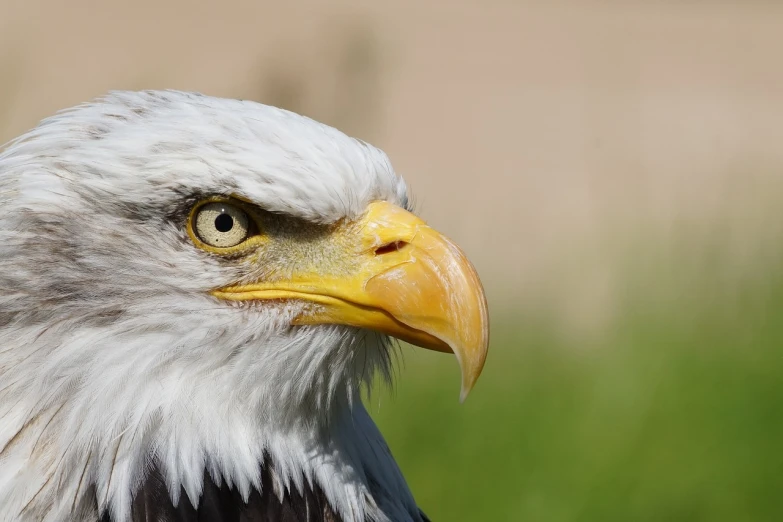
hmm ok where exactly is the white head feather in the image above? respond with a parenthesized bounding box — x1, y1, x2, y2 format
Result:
(0, 91, 421, 522)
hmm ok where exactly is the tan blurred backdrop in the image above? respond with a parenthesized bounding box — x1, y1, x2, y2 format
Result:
(2, 0, 782, 332)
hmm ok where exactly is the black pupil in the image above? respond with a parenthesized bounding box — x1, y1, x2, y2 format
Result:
(214, 213, 234, 233)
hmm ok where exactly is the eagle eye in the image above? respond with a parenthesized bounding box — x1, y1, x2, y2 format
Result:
(192, 202, 251, 248)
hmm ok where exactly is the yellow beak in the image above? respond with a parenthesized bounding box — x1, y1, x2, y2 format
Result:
(211, 201, 489, 400)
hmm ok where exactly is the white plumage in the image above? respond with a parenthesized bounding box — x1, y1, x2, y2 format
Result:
(0, 91, 488, 522)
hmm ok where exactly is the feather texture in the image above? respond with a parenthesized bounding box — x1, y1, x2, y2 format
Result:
(0, 91, 425, 522)
(123, 460, 341, 522)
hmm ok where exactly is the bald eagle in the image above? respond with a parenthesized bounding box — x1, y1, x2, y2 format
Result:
(0, 91, 489, 522)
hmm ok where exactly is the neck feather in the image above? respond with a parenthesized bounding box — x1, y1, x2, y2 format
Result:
(0, 306, 418, 522)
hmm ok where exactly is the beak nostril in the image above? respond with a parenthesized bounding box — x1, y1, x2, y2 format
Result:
(375, 241, 408, 256)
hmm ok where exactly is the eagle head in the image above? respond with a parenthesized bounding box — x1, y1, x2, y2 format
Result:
(0, 91, 489, 522)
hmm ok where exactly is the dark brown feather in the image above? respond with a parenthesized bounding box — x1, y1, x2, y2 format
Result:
(98, 460, 342, 522)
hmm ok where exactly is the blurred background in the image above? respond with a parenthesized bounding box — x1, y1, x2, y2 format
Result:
(3, 1, 783, 519)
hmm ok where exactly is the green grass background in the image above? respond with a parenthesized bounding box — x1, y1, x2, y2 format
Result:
(369, 247, 783, 521)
